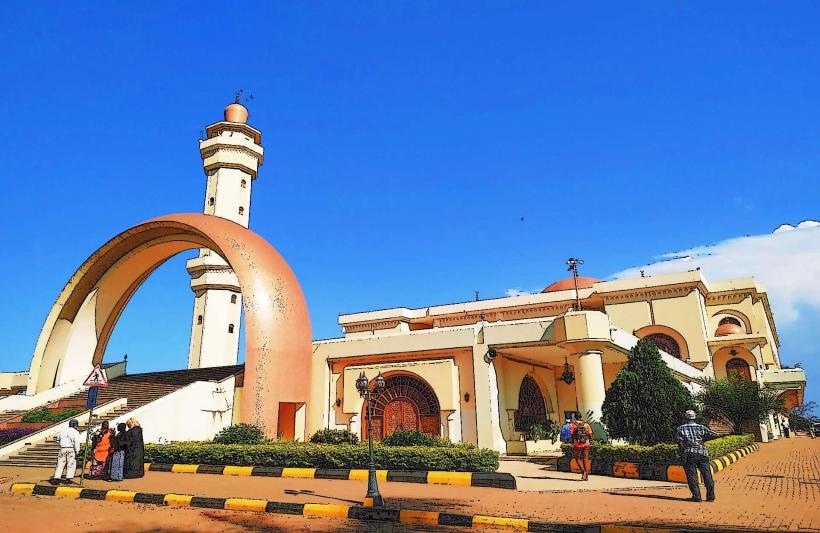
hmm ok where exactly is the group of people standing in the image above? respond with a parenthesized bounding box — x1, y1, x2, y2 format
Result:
(51, 417, 145, 485)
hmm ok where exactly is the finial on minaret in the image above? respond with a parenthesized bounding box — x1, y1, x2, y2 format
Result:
(224, 90, 251, 124)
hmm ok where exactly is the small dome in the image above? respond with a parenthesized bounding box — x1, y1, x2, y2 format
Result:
(542, 276, 601, 293)
(715, 323, 744, 337)
(224, 103, 249, 124)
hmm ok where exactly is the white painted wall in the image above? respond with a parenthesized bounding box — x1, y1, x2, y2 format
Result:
(103, 377, 235, 443)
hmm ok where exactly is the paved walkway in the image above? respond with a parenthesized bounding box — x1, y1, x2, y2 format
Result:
(498, 460, 679, 492)
(2, 436, 818, 532)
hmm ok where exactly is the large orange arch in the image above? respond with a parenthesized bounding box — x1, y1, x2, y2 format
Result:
(26, 214, 312, 438)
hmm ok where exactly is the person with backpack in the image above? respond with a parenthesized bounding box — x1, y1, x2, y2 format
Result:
(571, 416, 593, 481)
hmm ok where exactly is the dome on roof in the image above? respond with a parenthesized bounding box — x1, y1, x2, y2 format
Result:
(224, 102, 249, 124)
(715, 323, 744, 337)
(542, 276, 601, 293)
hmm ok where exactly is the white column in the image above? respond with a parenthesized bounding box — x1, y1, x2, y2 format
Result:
(575, 350, 606, 422)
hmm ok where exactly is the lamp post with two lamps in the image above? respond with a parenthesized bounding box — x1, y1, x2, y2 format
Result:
(356, 371, 386, 507)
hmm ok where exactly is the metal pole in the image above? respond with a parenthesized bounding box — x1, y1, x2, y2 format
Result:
(79, 403, 94, 487)
(364, 391, 383, 507)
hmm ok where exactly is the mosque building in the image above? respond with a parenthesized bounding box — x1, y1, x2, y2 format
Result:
(0, 103, 806, 465)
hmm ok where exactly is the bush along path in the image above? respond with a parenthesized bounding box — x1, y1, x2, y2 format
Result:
(141, 441, 500, 473)
(557, 435, 759, 482)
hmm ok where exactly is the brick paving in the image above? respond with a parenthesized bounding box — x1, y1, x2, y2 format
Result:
(1, 436, 818, 532)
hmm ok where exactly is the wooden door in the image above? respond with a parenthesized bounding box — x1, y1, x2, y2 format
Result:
(384, 398, 419, 436)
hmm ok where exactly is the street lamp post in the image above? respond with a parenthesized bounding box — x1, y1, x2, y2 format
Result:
(356, 371, 386, 507)
(566, 257, 584, 311)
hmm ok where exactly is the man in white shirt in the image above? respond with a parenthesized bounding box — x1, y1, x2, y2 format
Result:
(51, 419, 81, 485)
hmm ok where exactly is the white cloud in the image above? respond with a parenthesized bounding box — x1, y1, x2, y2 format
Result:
(505, 288, 533, 297)
(612, 221, 820, 325)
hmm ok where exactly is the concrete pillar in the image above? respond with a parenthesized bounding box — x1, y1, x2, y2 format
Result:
(575, 350, 606, 422)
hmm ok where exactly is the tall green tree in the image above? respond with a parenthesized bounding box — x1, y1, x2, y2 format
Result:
(695, 376, 786, 435)
(602, 337, 696, 445)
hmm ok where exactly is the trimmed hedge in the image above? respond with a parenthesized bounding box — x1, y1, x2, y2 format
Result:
(21, 407, 82, 423)
(310, 429, 359, 445)
(144, 442, 499, 472)
(213, 424, 265, 445)
(561, 434, 754, 464)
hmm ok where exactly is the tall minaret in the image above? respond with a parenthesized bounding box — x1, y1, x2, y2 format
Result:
(186, 99, 264, 369)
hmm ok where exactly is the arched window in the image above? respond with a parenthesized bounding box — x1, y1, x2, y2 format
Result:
(726, 358, 751, 381)
(238, 206, 244, 215)
(644, 333, 681, 359)
(241, 179, 247, 188)
(514, 376, 548, 432)
(228, 324, 235, 334)
(208, 197, 215, 206)
(230, 294, 237, 304)
(197, 315, 203, 325)
(719, 316, 742, 327)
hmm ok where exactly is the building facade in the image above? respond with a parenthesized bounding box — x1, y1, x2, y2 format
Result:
(305, 272, 806, 453)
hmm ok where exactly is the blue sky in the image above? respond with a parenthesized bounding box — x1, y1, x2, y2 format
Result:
(0, 3, 817, 404)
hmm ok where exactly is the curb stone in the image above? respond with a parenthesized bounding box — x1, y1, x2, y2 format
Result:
(7, 483, 762, 532)
(134, 463, 517, 489)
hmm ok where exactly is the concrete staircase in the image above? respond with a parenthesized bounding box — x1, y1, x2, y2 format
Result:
(0, 410, 28, 424)
(0, 365, 243, 468)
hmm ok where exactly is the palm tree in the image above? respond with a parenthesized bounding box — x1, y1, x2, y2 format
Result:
(694, 376, 785, 435)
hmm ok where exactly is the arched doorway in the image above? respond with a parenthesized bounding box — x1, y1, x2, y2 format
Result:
(726, 358, 752, 381)
(25, 214, 312, 438)
(514, 376, 548, 432)
(365, 374, 441, 440)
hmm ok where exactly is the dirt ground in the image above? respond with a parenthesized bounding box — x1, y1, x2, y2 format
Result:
(2, 437, 818, 532)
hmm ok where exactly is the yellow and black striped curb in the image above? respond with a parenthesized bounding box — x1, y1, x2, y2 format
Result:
(557, 444, 759, 483)
(138, 463, 516, 489)
(7, 483, 756, 533)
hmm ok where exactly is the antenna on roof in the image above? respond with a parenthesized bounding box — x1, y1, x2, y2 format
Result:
(475, 290, 480, 301)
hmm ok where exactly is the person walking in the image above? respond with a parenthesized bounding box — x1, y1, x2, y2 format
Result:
(570, 416, 593, 481)
(560, 418, 572, 444)
(676, 410, 718, 502)
(782, 420, 790, 438)
(50, 419, 81, 485)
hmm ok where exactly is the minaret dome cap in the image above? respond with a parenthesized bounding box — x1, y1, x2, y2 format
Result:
(224, 102, 249, 124)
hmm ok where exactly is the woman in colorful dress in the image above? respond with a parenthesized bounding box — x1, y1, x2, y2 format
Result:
(89, 421, 113, 479)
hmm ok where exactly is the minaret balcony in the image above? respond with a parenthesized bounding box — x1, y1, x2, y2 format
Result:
(189, 269, 240, 293)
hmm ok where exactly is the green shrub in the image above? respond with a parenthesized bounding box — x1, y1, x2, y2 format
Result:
(381, 430, 435, 447)
(560, 434, 754, 464)
(310, 429, 359, 445)
(21, 408, 82, 423)
(602, 338, 696, 445)
(144, 441, 499, 472)
(213, 424, 265, 445)
(526, 421, 559, 443)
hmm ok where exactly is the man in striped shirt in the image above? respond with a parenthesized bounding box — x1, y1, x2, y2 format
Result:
(676, 410, 719, 502)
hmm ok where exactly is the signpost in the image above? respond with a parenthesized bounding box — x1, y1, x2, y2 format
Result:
(79, 365, 108, 486)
